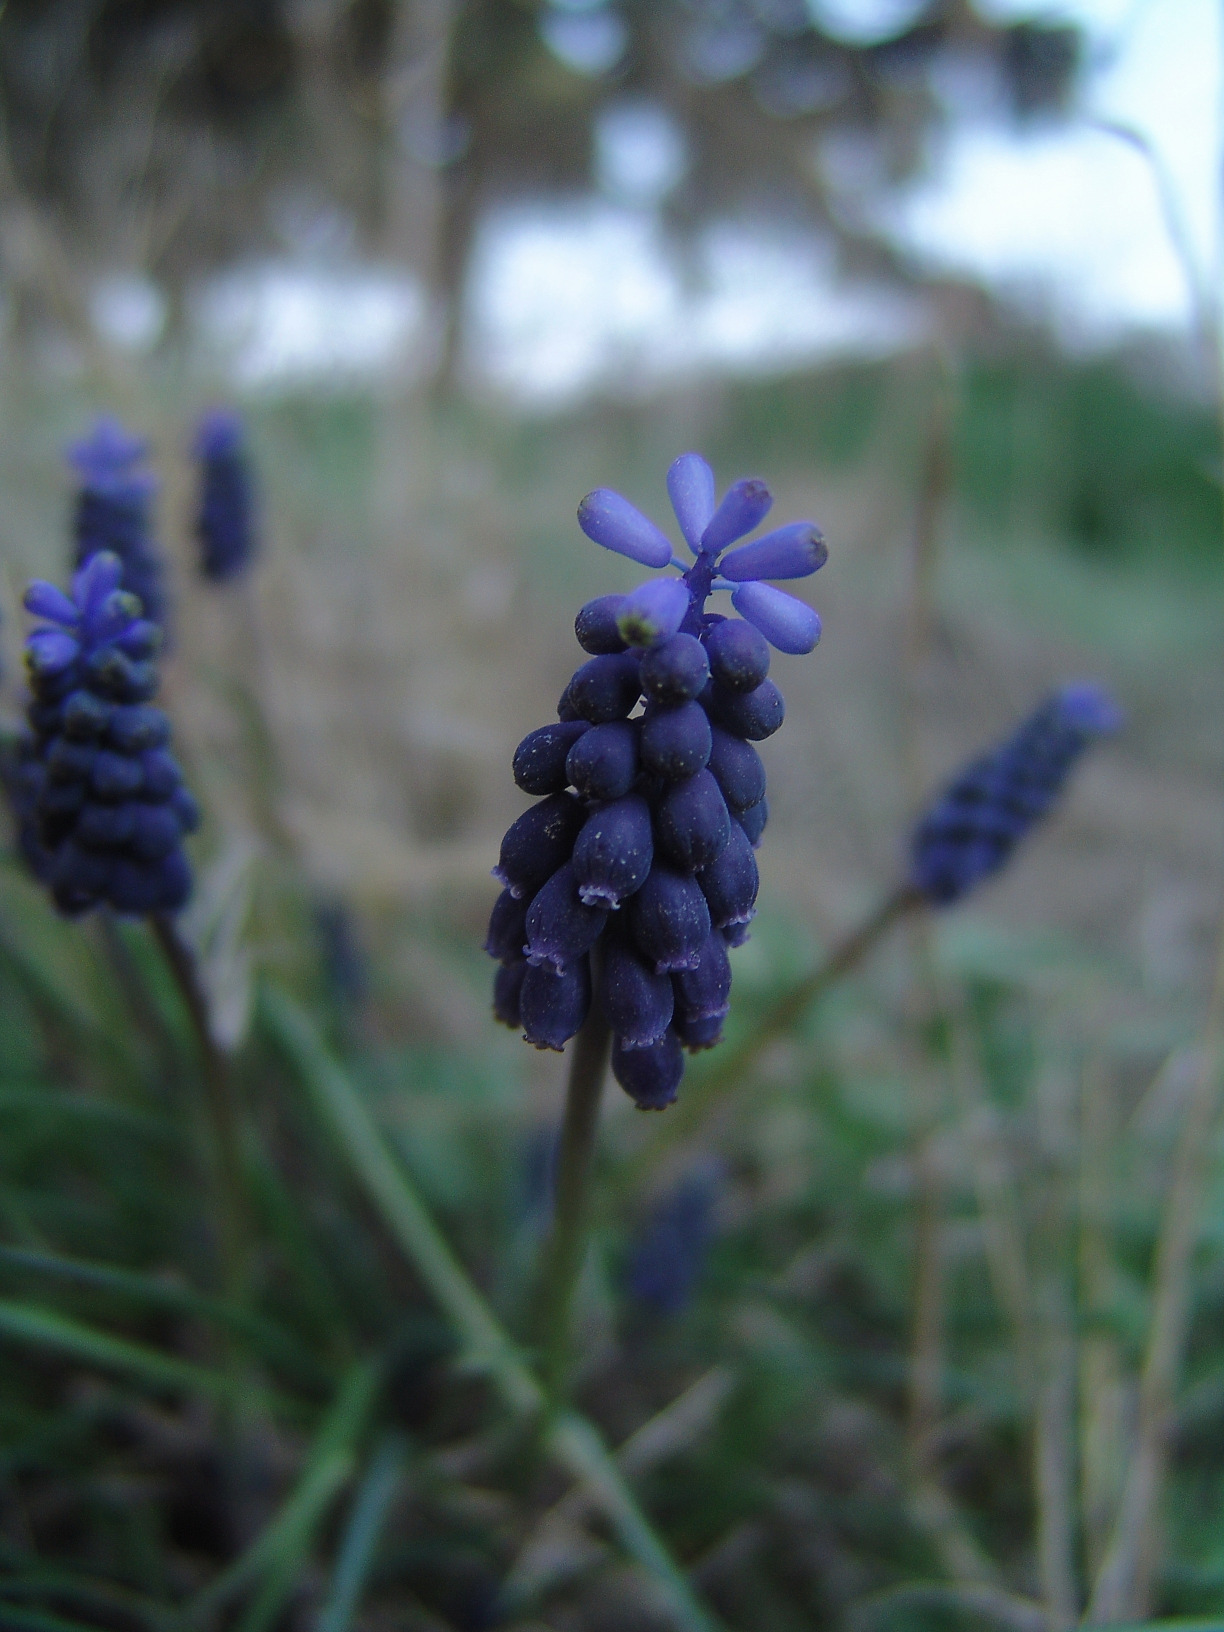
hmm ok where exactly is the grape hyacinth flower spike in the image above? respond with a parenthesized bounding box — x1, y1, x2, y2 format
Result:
(20, 551, 199, 917)
(908, 683, 1123, 907)
(69, 416, 170, 635)
(193, 409, 258, 583)
(487, 452, 826, 1113)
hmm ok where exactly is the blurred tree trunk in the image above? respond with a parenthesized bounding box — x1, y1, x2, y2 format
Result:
(381, 0, 455, 390)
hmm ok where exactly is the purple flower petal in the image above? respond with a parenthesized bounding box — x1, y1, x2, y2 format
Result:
(731, 581, 821, 654)
(578, 489, 673, 567)
(617, 578, 690, 648)
(23, 581, 79, 626)
(667, 453, 716, 554)
(1056, 683, 1123, 736)
(86, 589, 143, 644)
(719, 521, 827, 582)
(72, 551, 123, 615)
(699, 478, 772, 557)
(25, 628, 80, 675)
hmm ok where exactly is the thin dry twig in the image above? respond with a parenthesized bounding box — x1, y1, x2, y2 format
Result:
(1087, 943, 1224, 1622)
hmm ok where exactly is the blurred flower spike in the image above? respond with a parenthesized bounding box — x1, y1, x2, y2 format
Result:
(69, 416, 169, 634)
(18, 552, 199, 917)
(486, 453, 826, 1111)
(909, 682, 1123, 907)
(194, 408, 258, 583)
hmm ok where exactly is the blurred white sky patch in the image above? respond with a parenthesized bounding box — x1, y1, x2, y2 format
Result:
(462, 202, 924, 408)
(193, 261, 427, 389)
(89, 273, 167, 353)
(886, 0, 1221, 346)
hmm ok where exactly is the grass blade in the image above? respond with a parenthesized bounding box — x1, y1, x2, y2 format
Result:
(0, 1298, 238, 1401)
(316, 1432, 407, 1632)
(181, 1357, 381, 1628)
(0, 1245, 332, 1390)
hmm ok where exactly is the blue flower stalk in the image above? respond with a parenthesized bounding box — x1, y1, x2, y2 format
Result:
(193, 409, 258, 583)
(907, 683, 1123, 904)
(488, 453, 825, 1399)
(489, 451, 825, 1113)
(69, 417, 170, 636)
(19, 552, 199, 917)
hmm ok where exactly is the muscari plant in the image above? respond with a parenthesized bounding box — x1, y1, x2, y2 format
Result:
(485, 451, 825, 1393)
(193, 408, 258, 582)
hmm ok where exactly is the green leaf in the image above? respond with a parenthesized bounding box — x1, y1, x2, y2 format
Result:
(0, 1245, 331, 1390)
(0, 1297, 238, 1401)
(181, 1357, 381, 1629)
(316, 1432, 408, 1632)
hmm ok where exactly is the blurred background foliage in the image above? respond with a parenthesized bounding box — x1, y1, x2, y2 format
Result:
(0, 1, 1221, 1630)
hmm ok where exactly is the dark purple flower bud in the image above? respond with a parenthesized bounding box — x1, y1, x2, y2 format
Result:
(699, 478, 772, 557)
(731, 582, 821, 655)
(640, 701, 712, 782)
(525, 862, 609, 973)
(566, 720, 639, 802)
(557, 683, 581, 722)
(108, 705, 169, 753)
(494, 959, 527, 1027)
(129, 804, 183, 861)
(194, 409, 258, 583)
(493, 792, 585, 899)
(673, 929, 732, 1024)
(667, 452, 717, 553)
(600, 935, 674, 1048)
(62, 691, 111, 741)
(703, 678, 785, 741)
(568, 651, 642, 724)
(572, 794, 653, 908)
(485, 887, 530, 963)
(140, 749, 183, 801)
(91, 751, 144, 800)
(513, 720, 589, 796)
(575, 594, 629, 654)
(616, 579, 689, 648)
(707, 726, 765, 812)
(720, 521, 826, 582)
(106, 850, 192, 916)
(656, 769, 731, 872)
(612, 1030, 685, 1110)
(578, 489, 673, 567)
(908, 684, 1121, 906)
(735, 795, 767, 846)
(629, 864, 711, 973)
(521, 955, 592, 1051)
(673, 1010, 724, 1051)
(639, 632, 710, 705)
(698, 819, 759, 929)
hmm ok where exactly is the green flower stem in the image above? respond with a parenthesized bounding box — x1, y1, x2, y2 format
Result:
(533, 998, 612, 1405)
(150, 913, 249, 1302)
(631, 883, 922, 1182)
(261, 983, 723, 1632)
